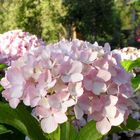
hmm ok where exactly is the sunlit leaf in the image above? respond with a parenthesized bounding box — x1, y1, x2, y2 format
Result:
(0, 64, 7, 70)
(121, 58, 140, 72)
(131, 76, 140, 91)
(76, 121, 103, 140)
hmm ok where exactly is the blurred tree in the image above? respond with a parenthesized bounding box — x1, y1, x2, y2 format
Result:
(132, 0, 140, 28)
(115, 0, 132, 30)
(0, 0, 19, 32)
(63, 0, 122, 47)
(115, 0, 140, 47)
(39, 0, 66, 43)
(0, 0, 66, 43)
(17, 0, 42, 37)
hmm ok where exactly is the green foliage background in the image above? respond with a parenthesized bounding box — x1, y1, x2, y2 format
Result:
(0, 0, 140, 46)
(0, 0, 66, 43)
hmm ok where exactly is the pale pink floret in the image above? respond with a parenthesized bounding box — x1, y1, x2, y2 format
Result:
(35, 96, 67, 133)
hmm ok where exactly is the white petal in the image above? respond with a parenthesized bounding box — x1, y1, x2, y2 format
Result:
(75, 82, 83, 97)
(96, 117, 111, 135)
(9, 98, 20, 108)
(88, 52, 98, 62)
(41, 116, 58, 133)
(23, 94, 30, 106)
(70, 73, 83, 82)
(104, 105, 117, 118)
(104, 43, 111, 53)
(109, 112, 124, 126)
(62, 98, 76, 109)
(109, 95, 118, 106)
(69, 82, 83, 97)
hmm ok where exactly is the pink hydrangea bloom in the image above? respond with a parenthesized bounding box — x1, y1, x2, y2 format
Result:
(74, 52, 133, 134)
(0, 30, 45, 64)
(112, 47, 140, 73)
(112, 47, 140, 61)
(1, 39, 133, 134)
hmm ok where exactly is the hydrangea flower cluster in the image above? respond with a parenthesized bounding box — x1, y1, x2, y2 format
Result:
(1, 39, 133, 135)
(0, 30, 45, 64)
(113, 47, 140, 73)
(112, 47, 140, 61)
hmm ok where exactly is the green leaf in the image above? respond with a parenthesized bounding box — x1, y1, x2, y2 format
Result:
(45, 126, 60, 140)
(0, 124, 12, 134)
(122, 117, 140, 131)
(60, 122, 78, 140)
(76, 121, 103, 140)
(131, 76, 140, 91)
(0, 102, 48, 140)
(121, 58, 140, 72)
(0, 64, 7, 70)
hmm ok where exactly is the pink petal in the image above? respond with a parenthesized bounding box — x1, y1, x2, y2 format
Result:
(92, 82, 107, 95)
(35, 106, 50, 118)
(0, 78, 10, 88)
(48, 95, 61, 109)
(47, 80, 56, 89)
(96, 117, 111, 135)
(56, 91, 70, 102)
(9, 98, 20, 108)
(41, 116, 58, 133)
(69, 82, 83, 97)
(107, 83, 118, 95)
(10, 86, 23, 98)
(7, 68, 24, 85)
(97, 69, 111, 82)
(54, 111, 67, 124)
(61, 75, 71, 83)
(89, 111, 104, 122)
(68, 61, 83, 74)
(38, 98, 50, 109)
(2, 89, 11, 100)
(74, 105, 84, 119)
(31, 97, 41, 107)
(62, 73, 83, 83)
(83, 80, 92, 91)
